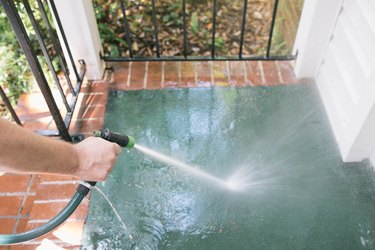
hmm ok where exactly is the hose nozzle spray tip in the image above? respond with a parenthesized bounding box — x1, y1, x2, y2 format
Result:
(126, 135, 135, 149)
(93, 129, 135, 149)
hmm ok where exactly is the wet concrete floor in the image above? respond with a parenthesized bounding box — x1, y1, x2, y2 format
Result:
(83, 84, 375, 249)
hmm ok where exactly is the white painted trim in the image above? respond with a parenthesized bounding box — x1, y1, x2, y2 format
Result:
(344, 73, 375, 162)
(293, 0, 344, 78)
(370, 151, 375, 168)
(53, 0, 104, 80)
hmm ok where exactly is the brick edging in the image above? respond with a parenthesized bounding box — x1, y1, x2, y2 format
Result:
(110, 60, 298, 91)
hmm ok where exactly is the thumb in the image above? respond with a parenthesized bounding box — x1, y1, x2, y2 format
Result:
(113, 143, 122, 156)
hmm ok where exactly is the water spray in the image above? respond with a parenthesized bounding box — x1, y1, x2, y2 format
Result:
(93, 129, 242, 191)
(0, 128, 240, 245)
(94, 129, 238, 191)
(134, 144, 242, 191)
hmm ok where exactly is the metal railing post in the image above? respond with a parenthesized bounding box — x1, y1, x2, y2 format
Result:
(23, 0, 71, 112)
(182, 0, 188, 59)
(151, 0, 161, 57)
(48, 0, 80, 82)
(266, 0, 279, 58)
(120, 0, 133, 58)
(36, 0, 75, 96)
(211, 0, 217, 58)
(1, 0, 71, 141)
(239, 0, 248, 59)
(0, 85, 22, 126)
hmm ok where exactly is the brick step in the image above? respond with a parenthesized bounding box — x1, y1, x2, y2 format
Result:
(109, 60, 299, 91)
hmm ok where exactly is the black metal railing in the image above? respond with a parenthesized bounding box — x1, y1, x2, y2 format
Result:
(98, 0, 296, 62)
(0, 0, 86, 141)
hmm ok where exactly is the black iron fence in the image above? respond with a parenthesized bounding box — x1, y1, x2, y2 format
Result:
(96, 0, 298, 61)
(0, 0, 86, 141)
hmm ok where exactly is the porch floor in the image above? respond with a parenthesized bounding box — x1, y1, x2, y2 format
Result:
(84, 82, 375, 250)
(0, 60, 299, 249)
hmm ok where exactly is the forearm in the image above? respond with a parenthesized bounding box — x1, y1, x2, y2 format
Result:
(0, 119, 78, 176)
(0, 118, 122, 181)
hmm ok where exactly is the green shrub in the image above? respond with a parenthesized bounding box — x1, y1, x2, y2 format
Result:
(0, 6, 32, 105)
(0, 1, 57, 112)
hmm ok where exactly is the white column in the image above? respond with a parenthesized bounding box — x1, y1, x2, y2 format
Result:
(293, 0, 343, 78)
(53, 0, 104, 80)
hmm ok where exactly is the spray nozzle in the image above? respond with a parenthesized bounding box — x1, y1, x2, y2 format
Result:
(93, 129, 135, 149)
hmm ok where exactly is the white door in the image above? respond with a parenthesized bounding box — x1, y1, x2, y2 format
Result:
(294, 0, 375, 162)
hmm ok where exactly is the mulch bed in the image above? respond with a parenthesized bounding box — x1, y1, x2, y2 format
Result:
(95, 0, 274, 57)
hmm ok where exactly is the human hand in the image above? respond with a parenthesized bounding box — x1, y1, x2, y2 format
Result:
(73, 137, 122, 181)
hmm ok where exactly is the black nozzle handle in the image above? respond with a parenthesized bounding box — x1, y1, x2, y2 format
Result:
(93, 128, 135, 149)
(94, 128, 131, 148)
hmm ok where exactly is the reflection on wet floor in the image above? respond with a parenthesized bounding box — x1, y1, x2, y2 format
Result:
(83, 84, 375, 250)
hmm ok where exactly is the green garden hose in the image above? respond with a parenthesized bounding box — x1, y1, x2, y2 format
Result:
(0, 188, 88, 245)
(0, 129, 135, 245)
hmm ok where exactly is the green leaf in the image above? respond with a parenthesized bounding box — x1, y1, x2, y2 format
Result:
(109, 45, 120, 57)
(163, 15, 170, 23)
(190, 12, 199, 35)
(214, 37, 224, 48)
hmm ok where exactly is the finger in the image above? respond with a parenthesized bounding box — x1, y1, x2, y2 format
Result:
(113, 143, 122, 156)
